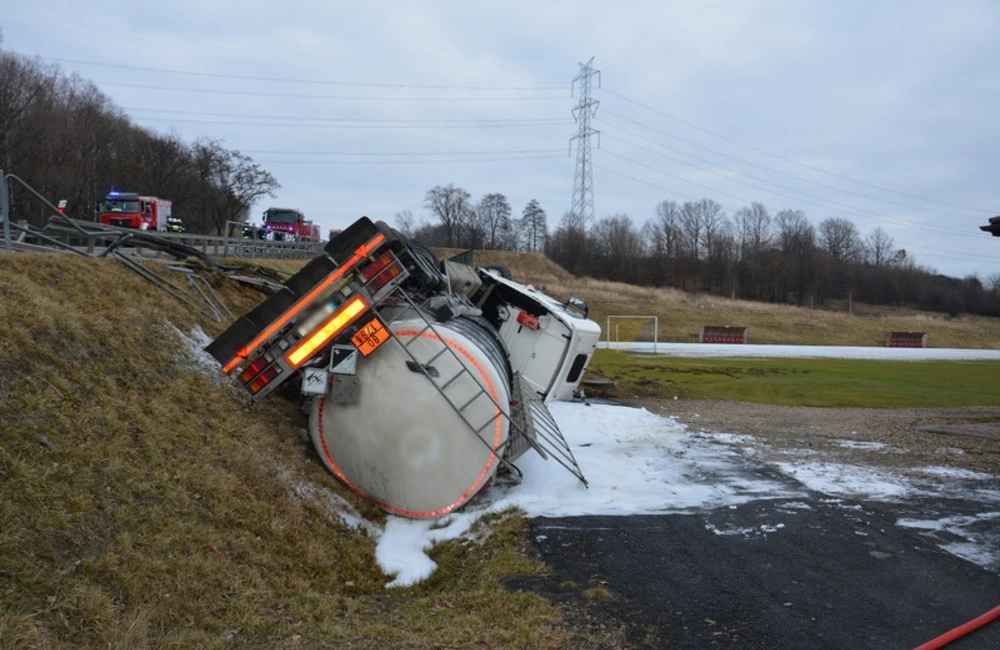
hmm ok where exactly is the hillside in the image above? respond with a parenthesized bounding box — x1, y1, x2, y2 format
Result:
(436, 249, 1000, 349)
(0, 253, 591, 650)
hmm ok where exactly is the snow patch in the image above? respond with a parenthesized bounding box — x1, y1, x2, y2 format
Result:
(916, 466, 994, 480)
(167, 323, 221, 377)
(835, 440, 895, 452)
(605, 342, 1000, 361)
(704, 432, 758, 445)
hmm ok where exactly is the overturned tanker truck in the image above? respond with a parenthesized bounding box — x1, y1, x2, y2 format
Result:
(206, 217, 601, 519)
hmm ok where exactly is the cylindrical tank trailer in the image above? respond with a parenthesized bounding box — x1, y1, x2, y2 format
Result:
(206, 217, 600, 518)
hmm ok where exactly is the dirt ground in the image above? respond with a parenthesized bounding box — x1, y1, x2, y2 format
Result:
(632, 398, 1000, 475)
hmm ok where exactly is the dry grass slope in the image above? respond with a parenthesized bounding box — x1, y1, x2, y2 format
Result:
(435, 249, 1000, 349)
(0, 253, 614, 650)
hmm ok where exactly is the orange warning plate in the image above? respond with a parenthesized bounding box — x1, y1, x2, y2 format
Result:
(352, 318, 389, 357)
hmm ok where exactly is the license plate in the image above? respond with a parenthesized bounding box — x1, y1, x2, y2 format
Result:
(352, 317, 389, 357)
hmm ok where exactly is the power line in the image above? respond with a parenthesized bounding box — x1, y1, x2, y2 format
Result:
(255, 155, 570, 164)
(595, 162, 997, 265)
(43, 56, 567, 91)
(600, 87, 993, 215)
(131, 116, 570, 130)
(601, 131, 984, 240)
(125, 106, 568, 124)
(602, 149, 755, 204)
(599, 110, 986, 221)
(242, 148, 567, 156)
(600, 148, 987, 241)
(95, 80, 568, 101)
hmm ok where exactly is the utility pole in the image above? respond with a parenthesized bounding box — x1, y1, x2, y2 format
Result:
(570, 57, 600, 224)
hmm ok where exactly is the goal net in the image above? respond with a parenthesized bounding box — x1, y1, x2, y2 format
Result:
(605, 315, 659, 353)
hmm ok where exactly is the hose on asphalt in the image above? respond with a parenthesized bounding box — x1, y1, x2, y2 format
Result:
(911, 604, 1000, 650)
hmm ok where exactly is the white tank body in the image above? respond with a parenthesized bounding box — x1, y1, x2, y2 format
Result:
(309, 317, 510, 518)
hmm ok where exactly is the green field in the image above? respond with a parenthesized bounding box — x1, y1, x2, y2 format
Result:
(588, 350, 1000, 407)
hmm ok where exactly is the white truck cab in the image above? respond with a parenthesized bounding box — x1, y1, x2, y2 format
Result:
(482, 270, 601, 402)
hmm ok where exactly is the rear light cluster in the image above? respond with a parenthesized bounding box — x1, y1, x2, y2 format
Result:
(360, 252, 403, 294)
(248, 366, 282, 394)
(239, 355, 272, 383)
(239, 352, 283, 394)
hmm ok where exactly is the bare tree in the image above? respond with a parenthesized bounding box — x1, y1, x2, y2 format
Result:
(394, 209, 417, 237)
(986, 273, 1000, 295)
(476, 192, 512, 250)
(865, 227, 895, 267)
(699, 199, 727, 261)
(818, 217, 863, 261)
(679, 201, 703, 259)
(424, 184, 472, 247)
(649, 199, 682, 258)
(775, 209, 814, 255)
(520, 199, 547, 252)
(191, 139, 280, 234)
(733, 202, 773, 260)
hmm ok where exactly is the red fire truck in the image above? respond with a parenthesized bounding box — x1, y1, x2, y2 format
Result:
(262, 207, 321, 241)
(100, 191, 174, 231)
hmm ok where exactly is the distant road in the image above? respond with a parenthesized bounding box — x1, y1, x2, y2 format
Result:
(601, 342, 1000, 361)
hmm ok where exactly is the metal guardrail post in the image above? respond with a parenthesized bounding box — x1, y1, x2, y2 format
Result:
(1, 171, 11, 252)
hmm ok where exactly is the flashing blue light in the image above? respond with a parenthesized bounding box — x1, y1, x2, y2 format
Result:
(108, 191, 120, 196)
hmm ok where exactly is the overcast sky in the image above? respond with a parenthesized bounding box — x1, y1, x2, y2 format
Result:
(3, 1, 997, 278)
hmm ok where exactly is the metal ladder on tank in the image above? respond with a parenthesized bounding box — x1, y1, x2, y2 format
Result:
(378, 285, 588, 487)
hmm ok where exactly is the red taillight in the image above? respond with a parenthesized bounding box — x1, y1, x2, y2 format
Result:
(248, 366, 281, 394)
(239, 355, 271, 383)
(517, 311, 539, 330)
(360, 252, 393, 281)
(368, 264, 402, 293)
(361, 252, 402, 293)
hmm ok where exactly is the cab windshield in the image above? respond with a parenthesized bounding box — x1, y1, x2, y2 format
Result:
(104, 199, 140, 213)
(264, 210, 300, 225)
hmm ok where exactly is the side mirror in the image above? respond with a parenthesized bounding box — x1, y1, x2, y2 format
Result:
(566, 296, 589, 318)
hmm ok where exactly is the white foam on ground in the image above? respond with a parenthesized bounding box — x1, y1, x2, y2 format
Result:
(775, 462, 920, 501)
(603, 342, 1000, 361)
(898, 512, 1000, 569)
(374, 402, 798, 587)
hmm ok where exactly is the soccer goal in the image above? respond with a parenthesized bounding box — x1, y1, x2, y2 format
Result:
(605, 315, 659, 353)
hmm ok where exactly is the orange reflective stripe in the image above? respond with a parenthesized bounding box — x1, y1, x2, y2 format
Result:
(222, 233, 386, 373)
(286, 296, 368, 369)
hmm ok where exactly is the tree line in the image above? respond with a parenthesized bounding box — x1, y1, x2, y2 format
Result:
(411, 185, 1000, 317)
(0, 46, 279, 234)
(397, 184, 548, 253)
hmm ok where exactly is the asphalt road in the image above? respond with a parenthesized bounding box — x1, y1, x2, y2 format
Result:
(522, 496, 1000, 649)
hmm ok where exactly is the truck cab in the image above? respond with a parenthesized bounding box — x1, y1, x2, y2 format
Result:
(100, 192, 172, 231)
(262, 207, 305, 241)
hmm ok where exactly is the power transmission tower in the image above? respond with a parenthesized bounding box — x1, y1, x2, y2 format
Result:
(570, 57, 600, 224)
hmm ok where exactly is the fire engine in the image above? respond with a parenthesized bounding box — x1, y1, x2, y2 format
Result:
(262, 207, 321, 241)
(100, 191, 173, 231)
(207, 217, 600, 519)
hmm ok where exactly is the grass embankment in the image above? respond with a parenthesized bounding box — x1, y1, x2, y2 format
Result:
(436, 248, 1000, 349)
(587, 350, 1000, 408)
(0, 253, 602, 650)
